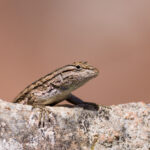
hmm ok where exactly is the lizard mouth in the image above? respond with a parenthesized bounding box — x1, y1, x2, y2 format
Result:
(94, 68, 99, 75)
(90, 67, 99, 78)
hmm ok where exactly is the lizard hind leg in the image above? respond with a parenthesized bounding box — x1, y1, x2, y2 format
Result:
(32, 104, 51, 127)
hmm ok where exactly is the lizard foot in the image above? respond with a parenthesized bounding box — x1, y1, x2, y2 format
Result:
(99, 105, 111, 110)
(32, 105, 51, 127)
(76, 102, 99, 111)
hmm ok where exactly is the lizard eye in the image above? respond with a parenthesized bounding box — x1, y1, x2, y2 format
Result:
(76, 65, 81, 69)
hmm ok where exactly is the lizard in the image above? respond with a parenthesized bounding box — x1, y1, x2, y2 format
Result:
(13, 61, 99, 126)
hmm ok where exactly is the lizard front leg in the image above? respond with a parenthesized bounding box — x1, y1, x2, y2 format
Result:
(66, 94, 99, 110)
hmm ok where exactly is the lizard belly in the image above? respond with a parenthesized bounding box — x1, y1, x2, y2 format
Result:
(33, 88, 69, 105)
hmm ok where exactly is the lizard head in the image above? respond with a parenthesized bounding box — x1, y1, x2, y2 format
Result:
(57, 61, 99, 91)
(72, 61, 99, 78)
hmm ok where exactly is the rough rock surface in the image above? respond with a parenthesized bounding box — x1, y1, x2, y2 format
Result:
(0, 99, 150, 150)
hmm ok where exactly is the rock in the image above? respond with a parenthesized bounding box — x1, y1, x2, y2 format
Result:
(0, 99, 149, 150)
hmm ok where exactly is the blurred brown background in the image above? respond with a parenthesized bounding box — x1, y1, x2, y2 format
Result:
(0, 1, 150, 105)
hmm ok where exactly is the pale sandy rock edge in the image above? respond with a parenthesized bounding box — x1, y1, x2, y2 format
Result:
(0, 99, 150, 150)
